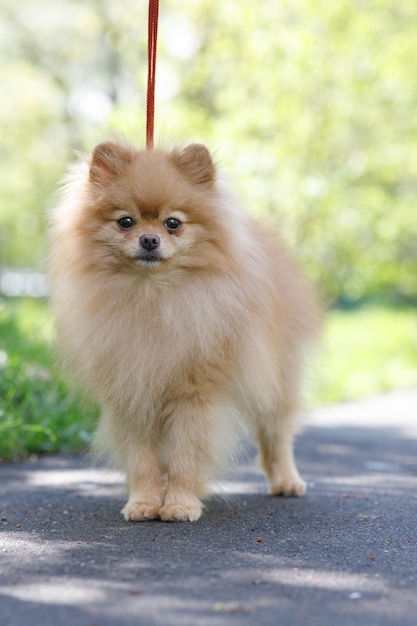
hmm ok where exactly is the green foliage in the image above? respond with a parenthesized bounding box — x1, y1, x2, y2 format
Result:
(1, 0, 417, 303)
(160, 0, 417, 304)
(312, 306, 417, 403)
(0, 298, 97, 460)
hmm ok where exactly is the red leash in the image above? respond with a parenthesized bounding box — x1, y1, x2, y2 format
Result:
(146, 0, 159, 149)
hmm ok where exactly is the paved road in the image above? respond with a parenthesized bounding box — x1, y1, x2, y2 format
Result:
(1, 389, 417, 626)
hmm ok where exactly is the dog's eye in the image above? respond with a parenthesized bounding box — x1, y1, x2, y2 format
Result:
(165, 217, 182, 233)
(118, 216, 136, 230)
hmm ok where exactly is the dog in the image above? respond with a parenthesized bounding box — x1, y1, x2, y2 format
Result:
(49, 140, 320, 522)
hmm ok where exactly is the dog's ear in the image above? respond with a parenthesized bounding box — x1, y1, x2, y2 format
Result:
(173, 144, 216, 186)
(89, 141, 132, 185)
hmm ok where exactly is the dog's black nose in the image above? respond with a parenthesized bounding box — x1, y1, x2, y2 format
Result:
(139, 234, 160, 251)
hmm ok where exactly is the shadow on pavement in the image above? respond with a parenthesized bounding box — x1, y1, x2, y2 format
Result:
(1, 416, 416, 626)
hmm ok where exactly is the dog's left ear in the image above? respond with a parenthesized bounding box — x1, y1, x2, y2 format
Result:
(89, 141, 132, 186)
(173, 144, 216, 186)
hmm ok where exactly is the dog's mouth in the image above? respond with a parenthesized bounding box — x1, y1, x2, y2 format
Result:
(134, 253, 163, 267)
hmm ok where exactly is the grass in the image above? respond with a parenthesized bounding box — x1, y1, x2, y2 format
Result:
(0, 297, 97, 460)
(310, 307, 417, 404)
(0, 297, 416, 460)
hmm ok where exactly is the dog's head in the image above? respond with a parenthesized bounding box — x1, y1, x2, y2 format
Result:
(81, 141, 234, 276)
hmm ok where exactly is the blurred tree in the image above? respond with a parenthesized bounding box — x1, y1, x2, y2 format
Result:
(0, 0, 416, 304)
(0, 0, 148, 269)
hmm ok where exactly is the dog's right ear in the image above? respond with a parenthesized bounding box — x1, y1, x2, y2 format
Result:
(89, 141, 132, 186)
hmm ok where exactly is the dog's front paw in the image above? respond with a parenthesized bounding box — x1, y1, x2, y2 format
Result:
(122, 500, 161, 522)
(159, 502, 202, 522)
(270, 477, 307, 497)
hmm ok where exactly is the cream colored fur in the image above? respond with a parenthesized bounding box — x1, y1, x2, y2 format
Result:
(49, 140, 320, 522)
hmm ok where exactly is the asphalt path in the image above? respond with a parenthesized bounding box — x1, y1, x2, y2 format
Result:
(1, 389, 417, 626)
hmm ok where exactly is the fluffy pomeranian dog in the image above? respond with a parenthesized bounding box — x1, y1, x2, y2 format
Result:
(49, 140, 320, 522)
